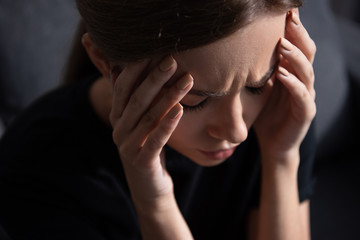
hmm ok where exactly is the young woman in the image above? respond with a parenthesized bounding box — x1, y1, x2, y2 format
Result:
(0, 0, 316, 239)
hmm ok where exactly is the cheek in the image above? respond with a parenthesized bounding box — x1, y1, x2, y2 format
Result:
(168, 113, 200, 146)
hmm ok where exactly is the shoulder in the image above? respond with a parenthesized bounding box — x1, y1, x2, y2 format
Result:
(0, 76, 139, 239)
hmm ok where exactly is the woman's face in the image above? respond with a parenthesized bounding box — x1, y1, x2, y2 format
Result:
(166, 12, 287, 166)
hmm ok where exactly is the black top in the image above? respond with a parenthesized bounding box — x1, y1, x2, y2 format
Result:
(0, 75, 316, 240)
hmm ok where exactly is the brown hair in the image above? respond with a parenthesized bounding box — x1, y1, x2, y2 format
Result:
(63, 0, 302, 84)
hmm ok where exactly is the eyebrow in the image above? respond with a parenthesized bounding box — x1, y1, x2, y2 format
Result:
(188, 61, 279, 97)
(246, 61, 279, 88)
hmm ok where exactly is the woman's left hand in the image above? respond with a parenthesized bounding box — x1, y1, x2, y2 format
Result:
(253, 9, 316, 164)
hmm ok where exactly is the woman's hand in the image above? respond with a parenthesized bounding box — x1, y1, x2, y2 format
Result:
(254, 9, 316, 165)
(109, 56, 193, 211)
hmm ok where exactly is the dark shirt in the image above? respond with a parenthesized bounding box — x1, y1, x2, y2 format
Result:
(0, 75, 315, 239)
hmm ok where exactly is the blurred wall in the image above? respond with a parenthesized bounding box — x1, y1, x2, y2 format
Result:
(0, 1, 80, 126)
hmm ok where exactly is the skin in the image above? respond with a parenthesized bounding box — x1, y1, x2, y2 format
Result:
(83, 8, 316, 240)
(166, 12, 283, 167)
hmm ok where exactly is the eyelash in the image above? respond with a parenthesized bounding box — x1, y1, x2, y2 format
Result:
(246, 85, 266, 95)
(181, 85, 266, 112)
(181, 98, 208, 112)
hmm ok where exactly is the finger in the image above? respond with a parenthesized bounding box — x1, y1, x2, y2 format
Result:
(114, 73, 193, 153)
(285, 10, 316, 64)
(279, 37, 315, 91)
(110, 59, 150, 126)
(120, 55, 178, 132)
(277, 66, 316, 121)
(139, 103, 183, 165)
(292, 8, 299, 16)
(131, 74, 193, 147)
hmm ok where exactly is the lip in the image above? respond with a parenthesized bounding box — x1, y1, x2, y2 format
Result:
(199, 147, 236, 161)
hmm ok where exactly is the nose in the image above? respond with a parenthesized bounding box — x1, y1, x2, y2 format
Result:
(207, 95, 248, 144)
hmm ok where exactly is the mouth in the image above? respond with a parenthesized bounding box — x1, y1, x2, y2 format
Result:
(199, 147, 237, 161)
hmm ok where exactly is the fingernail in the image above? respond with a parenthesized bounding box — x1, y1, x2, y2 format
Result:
(291, 11, 300, 26)
(168, 104, 183, 119)
(278, 66, 289, 77)
(177, 74, 193, 90)
(280, 38, 292, 52)
(160, 55, 175, 72)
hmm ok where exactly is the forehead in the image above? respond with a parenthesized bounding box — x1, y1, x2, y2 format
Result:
(172, 12, 286, 90)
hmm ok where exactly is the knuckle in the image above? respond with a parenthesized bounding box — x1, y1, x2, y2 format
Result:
(129, 94, 144, 110)
(113, 77, 125, 94)
(112, 128, 122, 147)
(301, 87, 309, 99)
(310, 89, 316, 100)
(310, 39, 317, 54)
(302, 92, 316, 120)
(292, 47, 302, 60)
(119, 138, 139, 160)
(307, 67, 315, 83)
(118, 143, 132, 160)
(142, 111, 158, 128)
(313, 104, 317, 116)
(109, 111, 115, 126)
(309, 104, 317, 119)
(294, 81, 309, 99)
(146, 136, 163, 151)
(109, 109, 119, 127)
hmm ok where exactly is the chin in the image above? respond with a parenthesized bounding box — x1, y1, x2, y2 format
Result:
(167, 144, 233, 167)
(184, 152, 229, 167)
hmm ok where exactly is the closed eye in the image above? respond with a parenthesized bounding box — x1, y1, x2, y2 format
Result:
(181, 98, 209, 112)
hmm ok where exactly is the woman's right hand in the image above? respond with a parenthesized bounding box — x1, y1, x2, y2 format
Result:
(109, 56, 193, 212)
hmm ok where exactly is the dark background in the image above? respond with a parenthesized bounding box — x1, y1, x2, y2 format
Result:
(0, 0, 359, 239)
